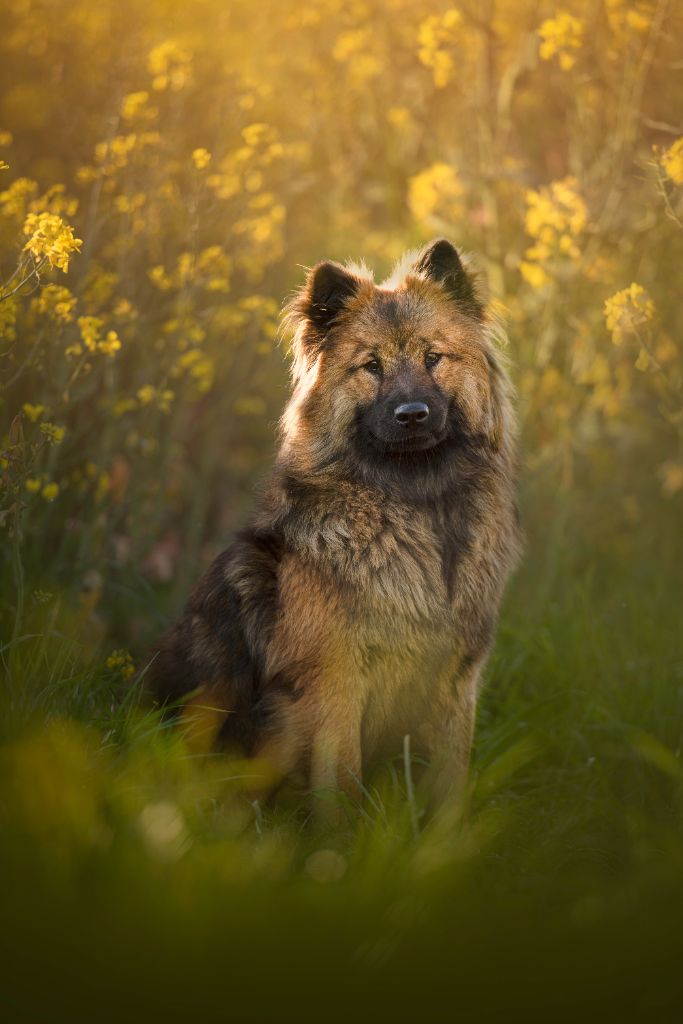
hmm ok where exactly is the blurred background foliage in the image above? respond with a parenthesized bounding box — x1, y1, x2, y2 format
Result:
(1, 0, 683, 1018)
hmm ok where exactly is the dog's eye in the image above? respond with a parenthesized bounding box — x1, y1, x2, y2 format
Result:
(425, 352, 443, 369)
(363, 358, 382, 375)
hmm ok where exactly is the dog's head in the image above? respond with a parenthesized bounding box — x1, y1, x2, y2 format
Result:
(281, 239, 513, 491)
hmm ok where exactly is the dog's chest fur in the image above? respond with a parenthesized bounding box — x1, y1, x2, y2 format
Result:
(273, 478, 469, 622)
(269, 481, 470, 735)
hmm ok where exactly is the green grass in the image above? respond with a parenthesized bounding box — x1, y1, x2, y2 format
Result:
(1, 478, 682, 1022)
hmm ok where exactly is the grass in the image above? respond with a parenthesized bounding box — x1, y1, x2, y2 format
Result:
(1, 473, 682, 1023)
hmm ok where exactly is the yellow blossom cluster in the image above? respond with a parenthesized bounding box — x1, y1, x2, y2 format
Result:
(22, 212, 82, 272)
(149, 246, 232, 294)
(121, 91, 158, 123)
(39, 422, 66, 445)
(136, 386, 175, 414)
(73, 316, 121, 358)
(105, 649, 136, 679)
(25, 475, 59, 501)
(32, 284, 77, 323)
(0, 177, 38, 218)
(148, 40, 192, 92)
(171, 349, 215, 394)
(332, 28, 381, 84)
(192, 148, 212, 170)
(605, 0, 652, 38)
(417, 9, 462, 88)
(538, 12, 584, 71)
(22, 403, 44, 422)
(408, 162, 465, 226)
(660, 138, 683, 187)
(604, 284, 655, 346)
(80, 132, 161, 182)
(520, 177, 587, 288)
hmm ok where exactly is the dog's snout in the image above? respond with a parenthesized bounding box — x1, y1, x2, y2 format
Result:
(394, 401, 430, 428)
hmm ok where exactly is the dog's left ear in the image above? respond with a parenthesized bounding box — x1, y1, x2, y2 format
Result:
(413, 239, 483, 318)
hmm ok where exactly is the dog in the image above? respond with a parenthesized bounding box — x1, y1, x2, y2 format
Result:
(150, 238, 521, 810)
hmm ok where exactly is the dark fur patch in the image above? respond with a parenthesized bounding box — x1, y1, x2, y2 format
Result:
(148, 528, 286, 754)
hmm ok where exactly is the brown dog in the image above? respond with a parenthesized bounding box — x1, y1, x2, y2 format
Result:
(150, 239, 521, 809)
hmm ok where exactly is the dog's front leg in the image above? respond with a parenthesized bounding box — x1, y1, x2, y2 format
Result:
(421, 654, 485, 809)
(310, 711, 362, 796)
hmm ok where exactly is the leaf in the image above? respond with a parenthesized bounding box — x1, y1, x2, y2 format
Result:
(635, 347, 652, 372)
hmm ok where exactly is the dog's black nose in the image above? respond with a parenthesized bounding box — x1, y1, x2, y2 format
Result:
(394, 401, 430, 427)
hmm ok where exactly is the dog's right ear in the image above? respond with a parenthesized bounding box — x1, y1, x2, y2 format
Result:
(297, 261, 362, 335)
(282, 261, 364, 375)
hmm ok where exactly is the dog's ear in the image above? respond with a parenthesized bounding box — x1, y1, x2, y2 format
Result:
(298, 261, 362, 335)
(413, 238, 482, 318)
(282, 261, 363, 375)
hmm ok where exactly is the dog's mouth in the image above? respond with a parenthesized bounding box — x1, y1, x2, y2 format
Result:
(367, 430, 450, 459)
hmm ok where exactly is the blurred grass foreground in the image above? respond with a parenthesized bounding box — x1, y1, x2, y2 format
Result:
(1, 1, 683, 1020)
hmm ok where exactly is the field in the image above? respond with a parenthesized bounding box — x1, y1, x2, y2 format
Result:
(1, 1, 683, 1019)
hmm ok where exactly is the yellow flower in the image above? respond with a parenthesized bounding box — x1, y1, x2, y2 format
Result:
(137, 385, 156, 405)
(408, 161, 465, 224)
(0, 177, 38, 219)
(33, 283, 77, 323)
(78, 315, 103, 351)
(172, 349, 215, 392)
(333, 28, 369, 62)
(520, 177, 586, 285)
(105, 648, 135, 679)
(121, 91, 156, 121)
(606, 0, 652, 37)
(604, 283, 655, 345)
(241, 122, 270, 148)
(25, 477, 42, 493)
(22, 212, 82, 272)
(0, 130, 12, 147)
(22, 402, 45, 422)
(148, 40, 192, 91)
(192, 147, 211, 170)
(158, 389, 175, 414)
(113, 398, 137, 417)
(660, 137, 683, 187)
(148, 265, 173, 290)
(519, 261, 550, 289)
(41, 482, 59, 501)
(98, 330, 121, 357)
(113, 298, 137, 320)
(0, 161, 8, 172)
(417, 10, 462, 88)
(40, 422, 66, 444)
(197, 245, 232, 291)
(206, 171, 241, 200)
(538, 12, 584, 70)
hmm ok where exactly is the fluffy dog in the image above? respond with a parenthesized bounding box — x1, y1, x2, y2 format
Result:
(150, 238, 521, 807)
